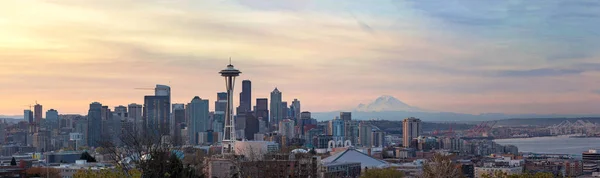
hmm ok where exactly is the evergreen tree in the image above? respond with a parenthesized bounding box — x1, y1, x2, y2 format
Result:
(10, 157, 17, 166)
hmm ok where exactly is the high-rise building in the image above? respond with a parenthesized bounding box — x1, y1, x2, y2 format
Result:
(245, 114, 259, 140)
(128, 103, 143, 135)
(270, 88, 282, 129)
(403, 117, 422, 148)
(255, 98, 269, 124)
(291, 99, 301, 121)
(34, 103, 43, 123)
(45, 109, 59, 131)
(279, 119, 295, 140)
(220, 62, 241, 153)
(238, 80, 252, 115)
(340, 112, 351, 121)
(114, 106, 128, 119)
(359, 122, 373, 147)
(144, 95, 170, 137)
(331, 118, 345, 141)
(87, 102, 102, 147)
(214, 92, 227, 134)
(172, 104, 185, 145)
(101, 106, 110, 121)
(298, 111, 312, 136)
(344, 121, 359, 145)
(24, 110, 33, 124)
(188, 97, 209, 145)
(372, 131, 386, 148)
(280, 101, 288, 120)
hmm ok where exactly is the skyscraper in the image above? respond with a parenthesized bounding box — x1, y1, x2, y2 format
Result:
(114, 106, 128, 119)
(45, 109, 59, 131)
(87, 102, 102, 147)
(128, 103, 143, 135)
(213, 92, 227, 133)
(187, 97, 209, 145)
(270, 88, 282, 129)
(403, 117, 422, 148)
(238, 80, 252, 115)
(172, 104, 185, 145)
(244, 114, 259, 140)
(24, 110, 33, 124)
(340, 112, 351, 121)
(331, 118, 345, 141)
(144, 95, 170, 137)
(372, 131, 386, 148)
(219, 62, 241, 153)
(255, 98, 268, 125)
(280, 101, 288, 120)
(291, 99, 301, 121)
(359, 122, 373, 147)
(34, 103, 43, 123)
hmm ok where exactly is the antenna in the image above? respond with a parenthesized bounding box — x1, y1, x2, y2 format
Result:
(229, 57, 232, 65)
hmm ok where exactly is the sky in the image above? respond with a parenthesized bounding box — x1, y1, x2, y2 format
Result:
(1, 0, 600, 116)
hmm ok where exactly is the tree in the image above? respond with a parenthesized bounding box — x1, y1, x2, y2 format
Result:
(26, 167, 61, 178)
(80, 151, 97, 162)
(97, 128, 203, 178)
(361, 168, 405, 178)
(74, 166, 142, 178)
(10, 157, 16, 166)
(421, 154, 462, 178)
(481, 171, 554, 178)
(309, 147, 316, 155)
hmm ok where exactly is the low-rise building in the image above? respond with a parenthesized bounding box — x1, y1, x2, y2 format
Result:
(474, 166, 522, 178)
(320, 162, 361, 178)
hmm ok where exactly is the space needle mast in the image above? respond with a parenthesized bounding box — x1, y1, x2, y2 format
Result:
(219, 59, 241, 154)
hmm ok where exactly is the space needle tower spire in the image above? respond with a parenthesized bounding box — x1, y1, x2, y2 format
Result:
(219, 58, 241, 154)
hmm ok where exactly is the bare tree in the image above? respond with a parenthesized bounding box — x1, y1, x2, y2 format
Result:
(421, 154, 463, 178)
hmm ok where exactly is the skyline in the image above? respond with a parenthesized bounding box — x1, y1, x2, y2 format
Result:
(2, 0, 600, 115)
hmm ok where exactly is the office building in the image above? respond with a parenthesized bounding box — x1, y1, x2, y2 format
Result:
(144, 95, 170, 137)
(403, 117, 422, 148)
(172, 104, 185, 145)
(340, 112, 351, 121)
(101, 106, 110, 120)
(279, 119, 295, 140)
(359, 122, 372, 147)
(372, 131, 386, 148)
(187, 97, 209, 145)
(255, 98, 268, 124)
(245, 114, 259, 140)
(127, 103, 143, 135)
(331, 118, 345, 141)
(34, 103, 43, 123)
(290, 99, 301, 121)
(214, 92, 227, 134)
(114, 106, 127, 119)
(280, 101, 288, 119)
(87, 102, 102, 147)
(238, 80, 252, 115)
(45, 109, 59, 131)
(298, 111, 312, 136)
(24, 110, 33, 124)
(583, 149, 600, 174)
(270, 88, 283, 129)
(344, 121, 359, 145)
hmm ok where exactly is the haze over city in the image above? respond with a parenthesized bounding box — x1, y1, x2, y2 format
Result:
(2, 0, 600, 115)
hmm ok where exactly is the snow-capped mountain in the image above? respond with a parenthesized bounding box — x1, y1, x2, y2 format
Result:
(355, 95, 426, 112)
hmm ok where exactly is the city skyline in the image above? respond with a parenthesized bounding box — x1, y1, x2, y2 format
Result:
(2, 1, 600, 115)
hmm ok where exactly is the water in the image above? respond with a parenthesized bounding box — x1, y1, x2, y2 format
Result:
(494, 136, 600, 155)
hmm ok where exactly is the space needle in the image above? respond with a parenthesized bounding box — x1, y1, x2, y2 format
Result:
(219, 59, 241, 154)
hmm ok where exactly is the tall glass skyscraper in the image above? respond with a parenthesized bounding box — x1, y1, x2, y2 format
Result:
(270, 88, 282, 129)
(45, 109, 59, 131)
(188, 97, 209, 145)
(238, 80, 252, 115)
(87, 102, 102, 147)
(144, 95, 170, 137)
